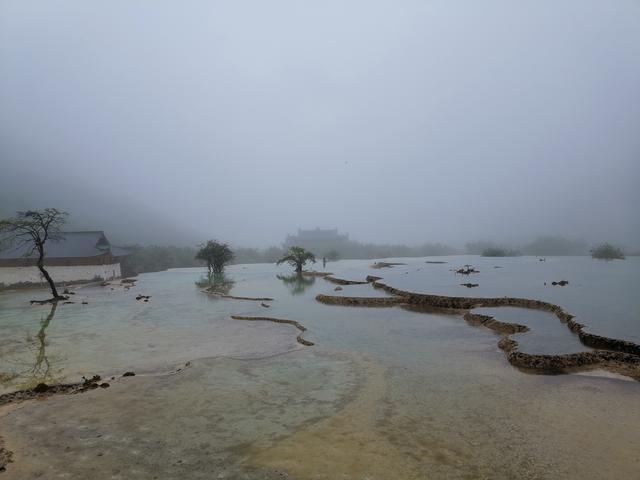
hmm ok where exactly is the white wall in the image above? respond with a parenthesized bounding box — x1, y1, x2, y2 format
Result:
(0, 263, 122, 287)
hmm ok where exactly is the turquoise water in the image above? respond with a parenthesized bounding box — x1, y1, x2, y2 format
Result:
(1, 256, 639, 479)
(0, 256, 638, 394)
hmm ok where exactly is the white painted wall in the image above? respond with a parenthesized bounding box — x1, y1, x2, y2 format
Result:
(0, 263, 122, 287)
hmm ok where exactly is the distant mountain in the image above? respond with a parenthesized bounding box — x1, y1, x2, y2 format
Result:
(0, 171, 203, 247)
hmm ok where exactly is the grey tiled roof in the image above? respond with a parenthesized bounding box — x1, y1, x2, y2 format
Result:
(0, 231, 128, 259)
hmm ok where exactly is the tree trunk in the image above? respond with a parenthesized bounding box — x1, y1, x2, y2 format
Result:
(295, 262, 303, 273)
(36, 245, 60, 299)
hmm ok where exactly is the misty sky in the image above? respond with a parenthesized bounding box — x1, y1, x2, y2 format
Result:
(1, 1, 639, 248)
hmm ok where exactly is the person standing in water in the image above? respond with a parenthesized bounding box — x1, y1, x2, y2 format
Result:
(322, 257, 326, 269)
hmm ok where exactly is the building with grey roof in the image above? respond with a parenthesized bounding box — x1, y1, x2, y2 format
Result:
(283, 228, 350, 255)
(0, 231, 128, 287)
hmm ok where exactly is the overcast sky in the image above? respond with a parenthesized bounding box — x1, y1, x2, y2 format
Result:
(1, 0, 639, 248)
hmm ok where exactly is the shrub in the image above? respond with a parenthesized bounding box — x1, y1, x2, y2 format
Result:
(591, 243, 625, 260)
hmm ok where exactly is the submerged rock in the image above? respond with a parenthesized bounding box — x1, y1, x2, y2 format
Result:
(454, 265, 479, 275)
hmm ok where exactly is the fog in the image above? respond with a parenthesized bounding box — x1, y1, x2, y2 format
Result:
(1, 0, 639, 249)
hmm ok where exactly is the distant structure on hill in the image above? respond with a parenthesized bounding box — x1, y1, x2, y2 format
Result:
(0, 231, 129, 287)
(283, 228, 350, 255)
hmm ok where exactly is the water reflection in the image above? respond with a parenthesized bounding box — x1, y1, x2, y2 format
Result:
(277, 273, 316, 296)
(0, 302, 65, 390)
(195, 272, 235, 295)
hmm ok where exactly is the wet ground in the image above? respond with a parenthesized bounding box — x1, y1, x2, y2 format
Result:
(1, 257, 639, 478)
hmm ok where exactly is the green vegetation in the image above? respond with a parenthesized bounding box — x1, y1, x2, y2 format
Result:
(233, 246, 285, 264)
(118, 235, 620, 277)
(195, 240, 234, 277)
(470, 236, 590, 256)
(591, 243, 625, 260)
(523, 236, 587, 256)
(196, 272, 235, 293)
(481, 247, 521, 257)
(276, 246, 316, 273)
(121, 245, 201, 276)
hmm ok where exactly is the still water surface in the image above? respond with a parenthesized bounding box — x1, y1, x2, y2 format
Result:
(1, 255, 638, 393)
(1, 256, 639, 478)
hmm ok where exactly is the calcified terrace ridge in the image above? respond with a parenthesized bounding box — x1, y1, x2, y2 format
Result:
(316, 275, 640, 380)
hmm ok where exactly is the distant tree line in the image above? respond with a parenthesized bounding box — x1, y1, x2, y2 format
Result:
(119, 235, 632, 276)
(467, 236, 590, 257)
(591, 243, 625, 260)
(121, 245, 203, 276)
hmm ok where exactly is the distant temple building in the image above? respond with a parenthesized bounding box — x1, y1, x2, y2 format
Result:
(0, 231, 129, 287)
(283, 228, 350, 254)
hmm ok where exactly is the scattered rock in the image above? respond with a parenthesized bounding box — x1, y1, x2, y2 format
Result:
(460, 283, 479, 288)
(33, 383, 49, 393)
(136, 295, 151, 301)
(82, 301, 88, 305)
(334, 286, 343, 291)
(99, 383, 110, 388)
(122, 371, 136, 377)
(260, 302, 270, 308)
(454, 265, 479, 275)
(0, 438, 13, 472)
(551, 280, 569, 286)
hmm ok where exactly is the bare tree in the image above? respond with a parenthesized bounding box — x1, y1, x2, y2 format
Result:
(0, 209, 69, 301)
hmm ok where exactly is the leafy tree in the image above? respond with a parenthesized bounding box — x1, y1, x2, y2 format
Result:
(276, 246, 316, 273)
(591, 243, 625, 260)
(195, 240, 234, 277)
(0, 209, 69, 300)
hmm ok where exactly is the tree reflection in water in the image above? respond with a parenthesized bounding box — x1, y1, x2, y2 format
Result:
(277, 273, 316, 296)
(0, 302, 65, 390)
(196, 272, 236, 295)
